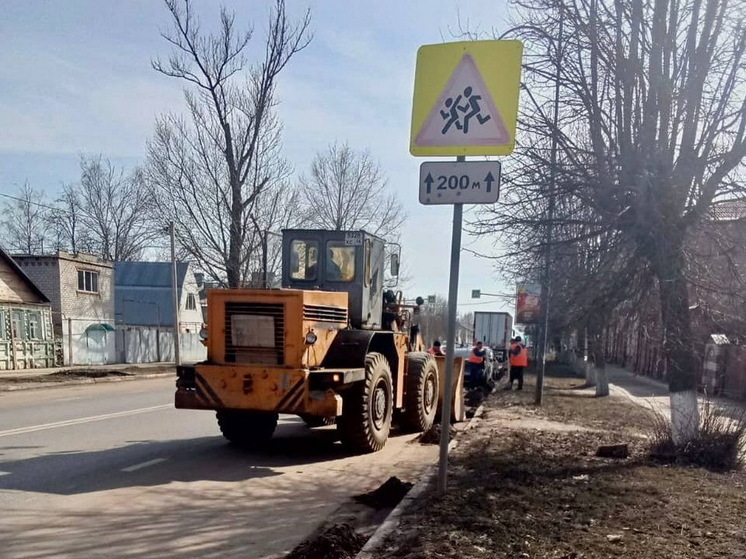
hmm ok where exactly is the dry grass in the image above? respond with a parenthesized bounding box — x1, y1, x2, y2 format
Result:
(648, 400, 746, 471)
(377, 372, 746, 559)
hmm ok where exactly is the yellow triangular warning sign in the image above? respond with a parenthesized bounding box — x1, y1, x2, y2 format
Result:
(414, 53, 510, 148)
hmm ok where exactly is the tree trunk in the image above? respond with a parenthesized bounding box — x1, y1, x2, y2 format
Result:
(593, 329, 609, 397)
(657, 246, 699, 445)
(584, 327, 596, 387)
(227, 178, 243, 288)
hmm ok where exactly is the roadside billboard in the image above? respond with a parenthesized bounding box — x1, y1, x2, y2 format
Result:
(515, 283, 542, 324)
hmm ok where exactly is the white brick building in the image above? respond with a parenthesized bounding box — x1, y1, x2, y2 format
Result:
(14, 251, 115, 365)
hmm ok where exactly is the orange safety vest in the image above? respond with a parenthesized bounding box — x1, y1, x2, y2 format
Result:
(510, 343, 528, 367)
(428, 347, 444, 356)
(467, 349, 485, 364)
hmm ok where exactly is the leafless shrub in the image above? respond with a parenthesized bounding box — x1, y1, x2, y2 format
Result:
(647, 400, 746, 471)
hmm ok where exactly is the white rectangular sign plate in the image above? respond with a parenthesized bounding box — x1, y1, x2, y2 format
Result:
(419, 161, 501, 205)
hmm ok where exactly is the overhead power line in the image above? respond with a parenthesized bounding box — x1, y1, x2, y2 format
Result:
(0, 191, 60, 213)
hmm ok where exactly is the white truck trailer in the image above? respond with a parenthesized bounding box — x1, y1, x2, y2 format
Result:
(473, 311, 513, 352)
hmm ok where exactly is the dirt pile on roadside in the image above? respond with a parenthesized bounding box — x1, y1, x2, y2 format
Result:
(353, 476, 413, 509)
(418, 423, 457, 445)
(47, 369, 133, 379)
(0, 365, 174, 390)
(285, 523, 367, 559)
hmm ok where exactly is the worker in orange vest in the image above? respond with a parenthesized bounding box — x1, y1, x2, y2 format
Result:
(466, 341, 487, 386)
(428, 340, 445, 356)
(506, 336, 528, 390)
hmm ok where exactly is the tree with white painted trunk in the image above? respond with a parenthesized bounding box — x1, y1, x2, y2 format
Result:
(496, 0, 745, 442)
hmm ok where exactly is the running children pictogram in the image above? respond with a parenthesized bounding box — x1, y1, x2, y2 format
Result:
(410, 41, 523, 157)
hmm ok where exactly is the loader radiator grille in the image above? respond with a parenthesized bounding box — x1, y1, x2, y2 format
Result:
(225, 302, 284, 365)
(303, 304, 348, 323)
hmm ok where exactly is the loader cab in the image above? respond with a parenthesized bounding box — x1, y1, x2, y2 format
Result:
(282, 229, 388, 329)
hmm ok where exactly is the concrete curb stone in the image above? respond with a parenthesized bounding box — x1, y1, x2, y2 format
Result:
(355, 401, 487, 559)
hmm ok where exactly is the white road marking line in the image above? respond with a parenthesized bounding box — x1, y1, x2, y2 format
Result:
(0, 404, 172, 438)
(0, 471, 11, 476)
(121, 458, 167, 472)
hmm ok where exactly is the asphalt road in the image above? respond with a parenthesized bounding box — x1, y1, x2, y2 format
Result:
(0, 377, 439, 558)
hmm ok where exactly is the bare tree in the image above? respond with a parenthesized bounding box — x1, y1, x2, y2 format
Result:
(1, 182, 48, 254)
(299, 142, 407, 241)
(246, 179, 305, 287)
(75, 155, 155, 261)
(478, 0, 745, 442)
(48, 183, 88, 254)
(147, 0, 311, 287)
(419, 295, 449, 347)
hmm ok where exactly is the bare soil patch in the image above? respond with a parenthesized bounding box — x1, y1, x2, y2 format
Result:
(375, 369, 746, 558)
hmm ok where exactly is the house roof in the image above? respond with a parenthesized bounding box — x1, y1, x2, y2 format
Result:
(0, 247, 50, 303)
(115, 261, 190, 288)
(12, 251, 113, 268)
(114, 262, 197, 327)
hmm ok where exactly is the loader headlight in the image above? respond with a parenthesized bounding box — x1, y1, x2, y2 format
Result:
(305, 331, 318, 345)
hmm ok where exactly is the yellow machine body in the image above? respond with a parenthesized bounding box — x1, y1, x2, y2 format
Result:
(176, 288, 413, 417)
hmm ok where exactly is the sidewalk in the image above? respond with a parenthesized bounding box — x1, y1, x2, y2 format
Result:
(0, 362, 176, 391)
(606, 363, 746, 418)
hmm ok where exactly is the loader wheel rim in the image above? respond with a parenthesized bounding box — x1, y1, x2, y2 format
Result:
(372, 381, 388, 430)
(424, 375, 436, 414)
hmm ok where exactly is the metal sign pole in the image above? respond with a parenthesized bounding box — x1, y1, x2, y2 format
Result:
(170, 221, 181, 366)
(437, 155, 465, 496)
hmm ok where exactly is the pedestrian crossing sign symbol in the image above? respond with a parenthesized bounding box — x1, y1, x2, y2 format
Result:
(410, 40, 523, 157)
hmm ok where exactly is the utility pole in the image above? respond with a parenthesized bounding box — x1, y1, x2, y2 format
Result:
(536, 7, 563, 406)
(169, 221, 181, 366)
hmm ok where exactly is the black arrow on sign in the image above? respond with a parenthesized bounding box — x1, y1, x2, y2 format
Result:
(424, 172, 434, 194)
(484, 171, 495, 193)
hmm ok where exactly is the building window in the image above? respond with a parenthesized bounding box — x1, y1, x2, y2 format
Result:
(78, 269, 99, 293)
(290, 239, 319, 281)
(0, 310, 6, 340)
(186, 293, 196, 310)
(11, 311, 24, 340)
(28, 311, 42, 340)
(326, 241, 356, 282)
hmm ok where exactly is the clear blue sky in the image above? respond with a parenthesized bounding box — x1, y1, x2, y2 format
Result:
(0, 0, 516, 314)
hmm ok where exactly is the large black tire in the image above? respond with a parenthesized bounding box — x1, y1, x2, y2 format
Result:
(337, 352, 393, 453)
(299, 414, 336, 427)
(216, 410, 278, 448)
(400, 352, 439, 433)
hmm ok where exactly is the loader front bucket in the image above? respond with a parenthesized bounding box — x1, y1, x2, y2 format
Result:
(434, 355, 465, 422)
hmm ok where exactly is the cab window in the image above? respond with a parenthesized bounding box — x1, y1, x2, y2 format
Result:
(290, 240, 318, 281)
(326, 241, 356, 282)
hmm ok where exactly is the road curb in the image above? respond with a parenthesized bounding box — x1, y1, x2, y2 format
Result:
(0, 372, 175, 392)
(355, 401, 486, 559)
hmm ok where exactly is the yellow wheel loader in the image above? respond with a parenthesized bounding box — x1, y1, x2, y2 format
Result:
(176, 229, 451, 453)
